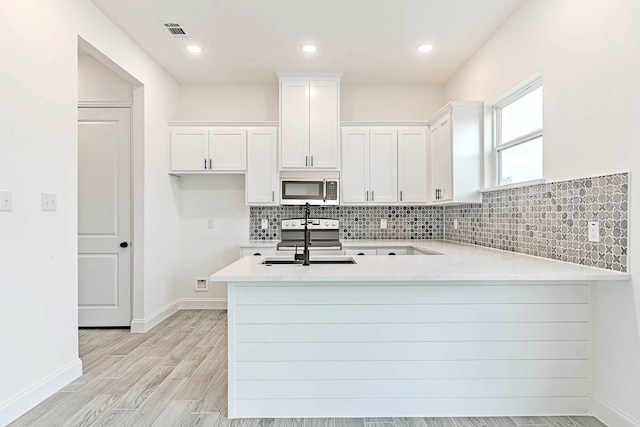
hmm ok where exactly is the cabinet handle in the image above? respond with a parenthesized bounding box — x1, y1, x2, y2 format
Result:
(311, 155, 314, 167)
(305, 156, 308, 166)
(272, 191, 275, 202)
(357, 253, 365, 256)
(209, 158, 212, 169)
(253, 252, 262, 256)
(400, 190, 403, 202)
(366, 191, 369, 201)
(204, 158, 207, 169)
(372, 191, 374, 201)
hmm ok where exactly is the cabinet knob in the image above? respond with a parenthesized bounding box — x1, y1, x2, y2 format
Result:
(357, 252, 365, 256)
(388, 252, 396, 255)
(120, 242, 129, 248)
(253, 252, 262, 256)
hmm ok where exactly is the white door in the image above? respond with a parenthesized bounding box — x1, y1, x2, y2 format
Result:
(280, 80, 310, 168)
(369, 128, 398, 203)
(309, 80, 339, 168)
(170, 127, 208, 171)
(209, 128, 247, 171)
(341, 128, 369, 204)
(78, 107, 131, 327)
(398, 127, 428, 203)
(246, 127, 278, 204)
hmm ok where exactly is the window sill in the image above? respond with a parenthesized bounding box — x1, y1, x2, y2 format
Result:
(480, 178, 546, 193)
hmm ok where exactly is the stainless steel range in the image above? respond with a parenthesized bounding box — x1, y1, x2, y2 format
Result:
(276, 218, 342, 255)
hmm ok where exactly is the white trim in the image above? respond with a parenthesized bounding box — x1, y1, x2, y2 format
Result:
(180, 298, 227, 310)
(168, 121, 278, 127)
(276, 71, 343, 79)
(592, 394, 640, 427)
(0, 359, 82, 426)
(341, 121, 428, 127)
(78, 101, 132, 108)
(480, 178, 546, 193)
(428, 101, 484, 125)
(130, 298, 228, 333)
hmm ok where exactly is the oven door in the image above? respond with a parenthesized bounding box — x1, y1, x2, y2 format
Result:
(280, 180, 326, 205)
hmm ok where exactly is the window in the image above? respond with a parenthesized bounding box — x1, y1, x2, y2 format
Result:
(495, 81, 543, 185)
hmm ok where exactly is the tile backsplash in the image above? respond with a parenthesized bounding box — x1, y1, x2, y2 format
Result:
(444, 173, 629, 272)
(250, 205, 444, 241)
(249, 173, 628, 272)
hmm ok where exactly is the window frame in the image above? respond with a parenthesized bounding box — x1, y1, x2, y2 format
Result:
(494, 79, 543, 186)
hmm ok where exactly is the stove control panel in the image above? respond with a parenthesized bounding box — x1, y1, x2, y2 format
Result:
(281, 218, 339, 230)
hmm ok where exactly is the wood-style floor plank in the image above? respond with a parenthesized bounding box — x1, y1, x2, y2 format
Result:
(9, 310, 610, 427)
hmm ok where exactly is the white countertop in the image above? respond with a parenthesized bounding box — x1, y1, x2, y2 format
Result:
(216, 240, 630, 282)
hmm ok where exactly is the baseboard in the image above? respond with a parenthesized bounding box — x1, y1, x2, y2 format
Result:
(593, 394, 640, 427)
(130, 298, 228, 333)
(130, 300, 181, 333)
(179, 298, 227, 310)
(0, 358, 82, 426)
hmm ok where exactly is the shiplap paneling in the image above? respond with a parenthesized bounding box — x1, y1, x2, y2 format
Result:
(228, 281, 590, 418)
(235, 360, 589, 380)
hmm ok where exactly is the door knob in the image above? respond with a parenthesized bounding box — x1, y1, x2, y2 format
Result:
(120, 242, 129, 248)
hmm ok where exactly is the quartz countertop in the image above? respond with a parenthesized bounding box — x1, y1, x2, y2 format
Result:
(215, 240, 630, 282)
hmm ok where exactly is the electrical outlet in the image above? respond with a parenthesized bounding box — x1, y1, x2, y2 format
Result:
(261, 219, 269, 230)
(41, 192, 57, 211)
(0, 191, 12, 211)
(453, 218, 459, 230)
(380, 219, 387, 229)
(588, 221, 600, 242)
(195, 277, 209, 292)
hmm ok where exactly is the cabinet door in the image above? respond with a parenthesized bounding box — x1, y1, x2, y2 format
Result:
(341, 128, 369, 204)
(280, 80, 310, 168)
(369, 128, 398, 203)
(170, 127, 208, 171)
(309, 80, 339, 168)
(246, 127, 278, 205)
(439, 117, 453, 201)
(398, 127, 428, 203)
(430, 121, 443, 202)
(208, 128, 247, 171)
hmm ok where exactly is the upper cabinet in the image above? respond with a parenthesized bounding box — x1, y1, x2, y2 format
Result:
(170, 125, 247, 173)
(278, 72, 341, 169)
(397, 127, 429, 204)
(428, 102, 483, 204)
(246, 127, 279, 205)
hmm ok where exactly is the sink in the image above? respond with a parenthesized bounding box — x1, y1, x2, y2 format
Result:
(261, 256, 356, 265)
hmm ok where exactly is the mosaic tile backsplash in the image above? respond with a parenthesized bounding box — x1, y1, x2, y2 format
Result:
(250, 205, 444, 241)
(444, 173, 629, 272)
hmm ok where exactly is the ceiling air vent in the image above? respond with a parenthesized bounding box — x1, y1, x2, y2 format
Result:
(162, 21, 189, 39)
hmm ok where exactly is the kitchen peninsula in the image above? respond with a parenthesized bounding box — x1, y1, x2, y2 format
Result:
(211, 241, 629, 418)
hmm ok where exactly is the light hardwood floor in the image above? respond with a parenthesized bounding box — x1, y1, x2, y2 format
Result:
(9, 310, 607, 427)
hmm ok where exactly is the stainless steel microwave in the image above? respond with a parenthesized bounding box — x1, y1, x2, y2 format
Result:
(279, 171, 340, 206)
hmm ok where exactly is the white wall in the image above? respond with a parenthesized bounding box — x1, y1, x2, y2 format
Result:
(177, 175, 249, 302)
(444, 0, 640, 423)
(341, 84, 444, 121)
(0, 0, 180, 423)
(78, 53, 132, 102)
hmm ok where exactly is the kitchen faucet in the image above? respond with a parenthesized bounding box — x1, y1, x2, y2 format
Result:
(294, 202, 311, 265)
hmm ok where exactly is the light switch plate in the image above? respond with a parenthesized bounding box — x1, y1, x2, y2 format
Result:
(380, 219, 387, 229)
(261, 219, 269, 230)
(588, 221, 600, 242)
(41, 192, 57, 211)
(453, 218, 459, 230)
(0, 191, 12, 211)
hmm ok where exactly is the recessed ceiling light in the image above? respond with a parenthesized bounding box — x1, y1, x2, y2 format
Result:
(417, 44, 433, 53)
(302, 44, 318, 53)
(186, 45, 202, 54)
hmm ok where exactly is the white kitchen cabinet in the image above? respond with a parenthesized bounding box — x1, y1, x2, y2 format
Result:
(279, 73, 340, 169)
(429, 102, 483, 204)
(345, 249, 377, 256)
(376, 248, 408, 255)
(397, 127, 429, 204)
(170, 125, 247, 173)
(246, 127, 278, 205)
(341, 127, 397, 204)
(240, 248, 277, 257)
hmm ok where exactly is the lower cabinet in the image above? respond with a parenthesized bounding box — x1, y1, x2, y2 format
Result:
(240, 248, 277, 257)
(346, 248, 409, 256)
(345, 249, 377, 256)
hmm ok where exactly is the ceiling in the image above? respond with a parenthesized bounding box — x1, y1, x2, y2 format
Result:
(90, 0, 524, 85)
